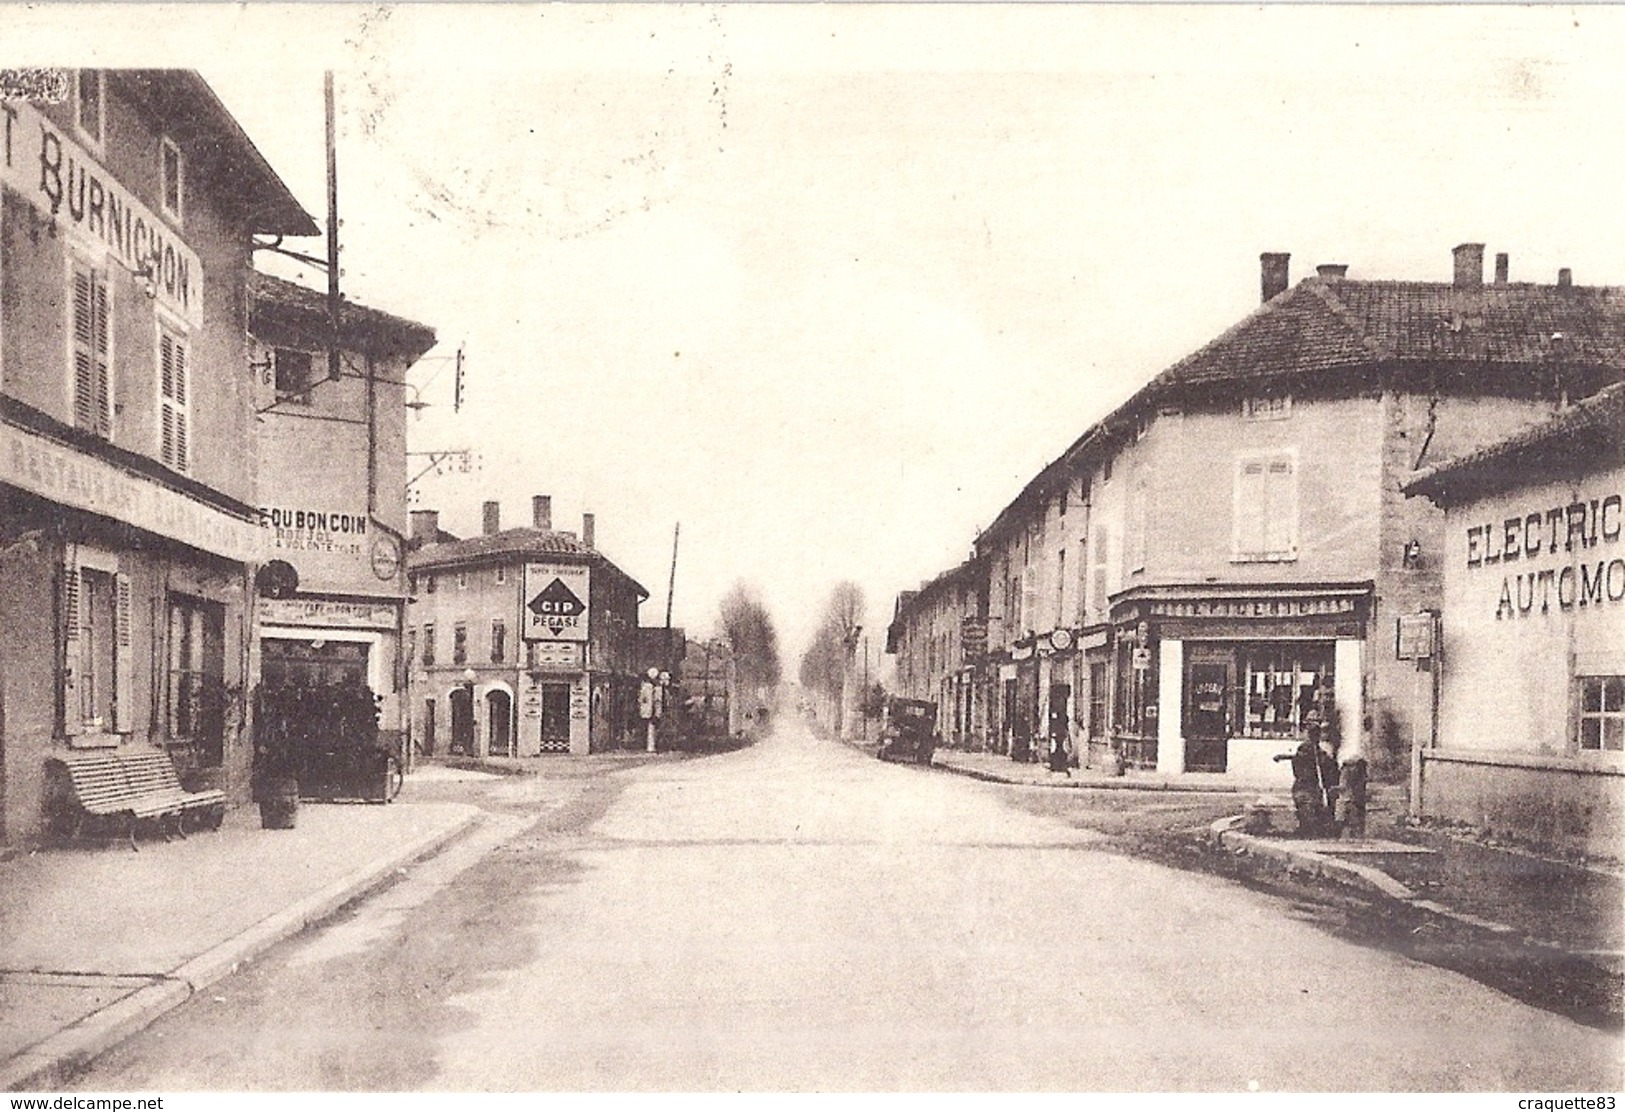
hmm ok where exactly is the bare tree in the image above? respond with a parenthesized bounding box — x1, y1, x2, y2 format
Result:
(799, 581, 866, 729)
(718, 581, 782, 694)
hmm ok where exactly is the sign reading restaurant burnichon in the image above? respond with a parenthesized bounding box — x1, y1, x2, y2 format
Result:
(1464, 490, 1625, 618)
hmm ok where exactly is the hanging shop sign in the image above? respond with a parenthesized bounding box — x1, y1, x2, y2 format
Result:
(3, 101, 203, 325)
(527, 641, 583, 670)
(258, 597, 397, 630)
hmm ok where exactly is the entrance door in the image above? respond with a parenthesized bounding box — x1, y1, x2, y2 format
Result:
(1000, 679, 1017, 757)
(1184, 654, 1232, 773)
(1047, 682, 1072, 763)
(449, 686, 475, 755)
(539, 683, 571, 753)
(486, 690, 513, 757)
(422, 698, 436, 756)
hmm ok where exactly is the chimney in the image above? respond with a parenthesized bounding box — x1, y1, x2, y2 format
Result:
(1452, 243, 1485, 289)
(1315, 264, 1348, 280)
(532, 495, 552, 531)
(482, 500, 501, 536)
(1558, 268, 1573, 288)
(410, 509, 440, 543)
(1260, 252, 1291, 303)
(582, 513, 596, 549)
(1494, 253, 1509, 285)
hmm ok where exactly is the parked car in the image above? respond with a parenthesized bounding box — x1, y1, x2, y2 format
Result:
(876, 696, 937, 765)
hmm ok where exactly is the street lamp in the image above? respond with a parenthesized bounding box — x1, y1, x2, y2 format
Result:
(460, 668, 477, 756)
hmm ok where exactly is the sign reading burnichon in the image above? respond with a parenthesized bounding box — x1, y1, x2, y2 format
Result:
(2, 101, 204, 325)
(523, 563, 590, 642)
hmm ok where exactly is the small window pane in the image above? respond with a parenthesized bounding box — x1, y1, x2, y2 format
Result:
(1583, 679, 1603, 713)
(1605, 719, 1625, 752)
(1580, 718, 1601, 750)
(1604, 677, 1624, 713)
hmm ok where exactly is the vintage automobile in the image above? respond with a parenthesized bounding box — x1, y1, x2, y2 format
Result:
(876, 696, 937, 765)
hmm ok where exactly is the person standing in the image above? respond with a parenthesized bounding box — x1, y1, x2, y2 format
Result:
(1275, 715, 1338, 835)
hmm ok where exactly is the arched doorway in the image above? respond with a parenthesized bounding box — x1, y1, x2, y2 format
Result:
(449, 687, 475, 756)
(486, 689, 513, 757)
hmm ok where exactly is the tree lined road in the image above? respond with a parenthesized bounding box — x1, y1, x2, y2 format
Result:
(73, 721, 1623, 1091)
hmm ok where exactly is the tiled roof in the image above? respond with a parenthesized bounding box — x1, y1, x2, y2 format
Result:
(249, 271, 438, 361)
(408, 527, 649, 598)
(1154, 278, 1625, 389)
(977, 275, 1625, 547)
(1405, 381, 1625, 506)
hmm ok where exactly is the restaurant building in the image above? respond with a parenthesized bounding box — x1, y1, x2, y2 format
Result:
(1404, 381, 1625, 858)
(0, 70, 316, 842)
(406, 497, 648, 756)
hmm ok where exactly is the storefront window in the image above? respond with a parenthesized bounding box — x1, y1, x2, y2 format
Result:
(1239, 643, 1332, 739)
(167, 596, 225, 766)
(1578, 676, 1625, 752)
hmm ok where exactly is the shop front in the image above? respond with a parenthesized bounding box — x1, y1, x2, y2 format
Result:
(1111, 584, 1371, 778)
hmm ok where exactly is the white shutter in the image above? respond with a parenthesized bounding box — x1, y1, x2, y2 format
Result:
(1265, 458, 1296, 557)
(1234, 459, 1266, 558)
(160, 330, 190, 472)
(60, 565, 80, 736)
(71, 269, 95, 430)
(93, 278, 111, 435)
(112, 572, 134, 732)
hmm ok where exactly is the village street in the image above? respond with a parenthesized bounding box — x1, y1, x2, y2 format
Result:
(66, 722, 1621, 1092)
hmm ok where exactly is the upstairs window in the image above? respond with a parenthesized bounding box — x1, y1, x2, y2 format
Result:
(1243, 394, 1292, 421)
(75, 70, 103, 147)
(421, 623, 436, 667)
(490, 619, 507, 664)
(160, 137, 183, 222)
(158, 325, 190, 472)
(70, 263, 112, 438)
(452, 622, 468, 665)
(274, 349, 315, 403)
(1232, 452, 1298, 562)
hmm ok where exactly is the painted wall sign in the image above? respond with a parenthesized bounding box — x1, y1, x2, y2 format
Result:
(257, 597, 398, 629)
(2, 101, 203, 325)
(1149, 597, 1356, 619)
(1460, 489, 1625, 620)
(523, 563, 590, 642)
(527, 640, 583, 670)
(0, 417, 257, 561)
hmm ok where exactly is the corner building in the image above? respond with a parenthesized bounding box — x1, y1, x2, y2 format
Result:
(0, 70, 315, 842)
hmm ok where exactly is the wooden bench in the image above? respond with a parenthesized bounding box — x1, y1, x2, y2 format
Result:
(116, 749, 226, 834)
(46, 748, 226, 850)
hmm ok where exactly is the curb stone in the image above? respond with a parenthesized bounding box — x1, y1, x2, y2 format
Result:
(0, 806, 483, 1093)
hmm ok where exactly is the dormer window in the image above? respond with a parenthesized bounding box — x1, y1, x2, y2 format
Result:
(1243, 394, 1292, 420)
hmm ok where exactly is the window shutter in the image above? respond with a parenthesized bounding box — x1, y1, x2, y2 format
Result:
(93, 279, 111, 434)
(113, 572, 134, 732)
(72, 270, 95, 430)
(60, 565, 80, 736)
(1235, 460, 1266, 557)
(160, 331, 190, 472)
(1265, 458, 1295, 556)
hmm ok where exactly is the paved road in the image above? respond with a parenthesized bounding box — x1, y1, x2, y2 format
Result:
(74, 720, 1623, 1091)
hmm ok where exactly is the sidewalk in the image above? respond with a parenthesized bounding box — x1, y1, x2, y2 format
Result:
(0, 794, 481, 1091)
(930, 744, 1622, 970)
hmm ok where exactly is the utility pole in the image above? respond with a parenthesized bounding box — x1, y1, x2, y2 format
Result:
(324, 71, 341, 384)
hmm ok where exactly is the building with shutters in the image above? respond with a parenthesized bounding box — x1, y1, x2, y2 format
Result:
(890, 245, 1625, 788)
(247, 271, 436, 766)
(404, 497, 648, 757)
(0, 69, 316, 843)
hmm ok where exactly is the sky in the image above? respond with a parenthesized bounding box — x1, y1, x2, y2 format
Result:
(17, 3, 1625, 667)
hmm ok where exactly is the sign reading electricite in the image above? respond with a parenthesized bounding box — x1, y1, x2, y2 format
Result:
(523, 563, 590, 642)
(1463, 489, 1625, 619)
(2, 101, 203, 325)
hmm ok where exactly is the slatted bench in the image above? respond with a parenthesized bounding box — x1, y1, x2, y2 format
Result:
(116, 749, 226, 835)
(45, 748, 226, 850)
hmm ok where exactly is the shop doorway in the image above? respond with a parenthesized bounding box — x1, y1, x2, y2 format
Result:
(486, 689, 513, 757)
(1184, 649, 1234, 773)
(1047, 682, 1072, 761)
(422, 698, 436, 756)
(539, 683, 571, 753)
(1000, 678, 1017, 757)
(449, 686, 475, 755)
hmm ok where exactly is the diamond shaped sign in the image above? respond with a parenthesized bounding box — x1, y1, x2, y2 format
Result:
(523, 563, 591, 642)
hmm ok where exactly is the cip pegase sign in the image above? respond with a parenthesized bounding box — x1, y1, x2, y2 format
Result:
(523, 563, 590, 643)
(2, 100, 203, 325)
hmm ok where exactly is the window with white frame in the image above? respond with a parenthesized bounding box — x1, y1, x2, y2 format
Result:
(75, 70, 103, 147)
(70, 261, 112, 437)
(1578, 676, 1625, 752)
(1232, 451, 1299, 562)
(160, 136, 183, 222)
(167, 595, 224, 767)
(60, 548, 132, 739)
(158, 324, 190, 472)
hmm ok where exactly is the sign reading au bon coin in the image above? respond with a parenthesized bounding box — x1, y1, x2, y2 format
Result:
(523, 563, 590, 642)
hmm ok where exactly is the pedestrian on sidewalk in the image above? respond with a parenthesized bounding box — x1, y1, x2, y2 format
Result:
(1048, 732, 1071, 777)
(1274, 715, 1338, 835)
